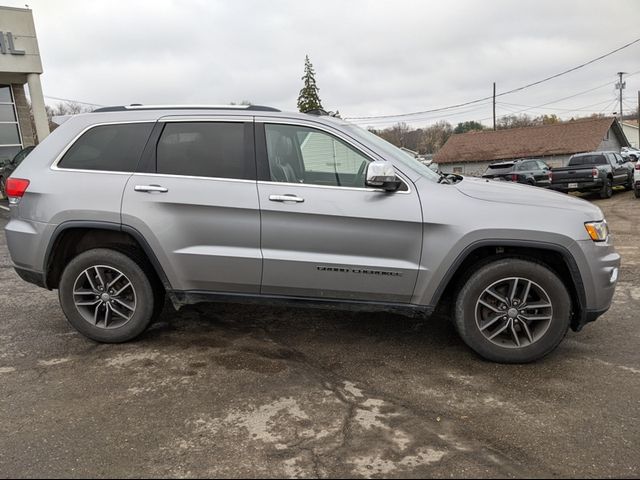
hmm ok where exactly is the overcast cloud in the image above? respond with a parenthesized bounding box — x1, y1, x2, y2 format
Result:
(4, 0, 640, 128)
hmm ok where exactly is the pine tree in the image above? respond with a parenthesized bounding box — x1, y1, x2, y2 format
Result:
(297, 55, 323, 113)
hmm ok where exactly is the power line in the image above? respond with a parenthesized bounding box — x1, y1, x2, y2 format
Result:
(355, 101, 493, 127)
(346, 37, 640, 120)
(44, 95, 104, 107)
(497, 98, 618, 113)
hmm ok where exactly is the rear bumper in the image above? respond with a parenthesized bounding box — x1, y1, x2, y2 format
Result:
(551, 180, 603, 192)
(4, 217, 52, 276)
(13, 266, 46, 289)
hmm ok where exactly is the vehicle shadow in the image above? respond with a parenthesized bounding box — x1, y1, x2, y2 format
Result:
(139, 299, 469, 363)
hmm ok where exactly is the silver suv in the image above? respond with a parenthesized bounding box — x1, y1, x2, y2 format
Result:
(4, 105, 620, 363)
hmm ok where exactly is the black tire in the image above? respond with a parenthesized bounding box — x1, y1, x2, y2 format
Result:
(600, 178, 613, 199)
(58, 248, 160, 343)
(625, 174, 634, 191)
(0, 176, 5, 200)
(454, 258, 571, 363)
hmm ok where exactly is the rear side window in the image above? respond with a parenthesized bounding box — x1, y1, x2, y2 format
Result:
(485, 163, 514, 175)
(58, 123, 153, 172)
(156, 122, 253, 180)
(537, 161, 549, 170)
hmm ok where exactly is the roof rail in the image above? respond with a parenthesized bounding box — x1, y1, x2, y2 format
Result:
(93, 104, 281, 113)
(304, 108, 330, 116)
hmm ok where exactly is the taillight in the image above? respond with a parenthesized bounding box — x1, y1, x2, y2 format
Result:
(511, 174, 518, 182)
(5, 178, 30, 199)
(548, 171, 553, 181)
(592, 168, 598, 179)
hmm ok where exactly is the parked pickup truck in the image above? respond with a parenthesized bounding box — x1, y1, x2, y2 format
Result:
(550, 151, 633, 198)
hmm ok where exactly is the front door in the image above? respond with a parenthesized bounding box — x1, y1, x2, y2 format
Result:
(121, 118, 262, 293)
(256, 121, 423, 304)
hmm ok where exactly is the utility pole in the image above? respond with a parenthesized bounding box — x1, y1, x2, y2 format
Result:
(616, 72, 626, 120)
(493, 82, 496, 131)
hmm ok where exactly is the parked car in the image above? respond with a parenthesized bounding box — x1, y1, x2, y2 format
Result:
(634, 161, 640, 198)
(550, 151, 633, 198)
(420, 159, 440, 173)
(482, 158, 552, 187)
(3, 105, 620, 363)
(0, 146, 34, 200)
(621, 146, 640, 162)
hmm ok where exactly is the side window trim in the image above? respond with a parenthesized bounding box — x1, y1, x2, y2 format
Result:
(256, 121, 411, 193)
(147, 120, 257, 181)
(51, 121, 154, 174)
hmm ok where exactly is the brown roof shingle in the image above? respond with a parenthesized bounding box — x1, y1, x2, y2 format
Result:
(434, 117, 622, 164)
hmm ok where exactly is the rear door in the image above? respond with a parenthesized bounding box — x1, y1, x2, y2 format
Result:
(255, 120, 423, 304)
(606, 153, 627, 185)
(121, 117, 262, 293)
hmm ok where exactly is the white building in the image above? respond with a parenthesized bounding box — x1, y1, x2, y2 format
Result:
(622, 121, 638, 148)
(0, 5, 49, 163)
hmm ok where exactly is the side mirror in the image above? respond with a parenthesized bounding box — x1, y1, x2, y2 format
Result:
(366, 161, 401, 192)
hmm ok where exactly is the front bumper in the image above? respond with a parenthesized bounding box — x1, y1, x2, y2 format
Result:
(571, 238, 620, 330)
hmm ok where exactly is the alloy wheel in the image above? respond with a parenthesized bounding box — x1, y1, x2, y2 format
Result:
(475, 277, 553, 349)
(72, 265, 137, 329)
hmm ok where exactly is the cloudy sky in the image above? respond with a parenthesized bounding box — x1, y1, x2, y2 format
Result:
(5, 0, 640, 128)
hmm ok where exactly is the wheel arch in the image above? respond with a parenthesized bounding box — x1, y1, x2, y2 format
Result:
(431, 240, 587, 331)
(44, 221, 171, 292)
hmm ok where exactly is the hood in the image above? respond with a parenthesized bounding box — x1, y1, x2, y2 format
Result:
(455, 177, 603, 218)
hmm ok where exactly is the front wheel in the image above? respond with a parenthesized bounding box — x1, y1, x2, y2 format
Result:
(625, 174, 634, 191)
(454, 259, 571, 363)
(58, 248, 162, 343)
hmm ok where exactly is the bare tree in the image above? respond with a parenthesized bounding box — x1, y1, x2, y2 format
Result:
(43, 101, 94, 132)
(419, 121, 453, 154)
(496, 114, 537, 130)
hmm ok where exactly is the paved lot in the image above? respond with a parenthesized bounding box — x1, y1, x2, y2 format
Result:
(0, 191, 638, 478)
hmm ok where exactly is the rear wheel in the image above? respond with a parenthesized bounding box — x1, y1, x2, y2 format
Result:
(600, 178, 613, 199)
(58, 248, 162, 342)
(454, 259, 571, 363)
(0, 176, 5, 200)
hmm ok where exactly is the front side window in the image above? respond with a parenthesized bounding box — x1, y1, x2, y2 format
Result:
(58, 123, 153, 172)
(156, 122, 252, 180)
(264, 124, 370, 188)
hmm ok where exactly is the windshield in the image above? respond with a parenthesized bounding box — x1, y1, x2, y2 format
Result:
(341, 123, 442, 182)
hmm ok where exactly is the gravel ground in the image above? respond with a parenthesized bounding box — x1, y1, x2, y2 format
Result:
(0, 190, 638, 478)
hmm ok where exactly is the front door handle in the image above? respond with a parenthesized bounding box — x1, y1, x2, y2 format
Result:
(269, 194, 304, 203)
(134, 184, 169, 193)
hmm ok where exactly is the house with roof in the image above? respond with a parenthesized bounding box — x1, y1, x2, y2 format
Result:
(622, 120, 638, 148)
(434, 117, 630, 176)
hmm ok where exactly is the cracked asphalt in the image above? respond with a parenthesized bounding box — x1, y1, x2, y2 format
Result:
(0, 190, 639, 478)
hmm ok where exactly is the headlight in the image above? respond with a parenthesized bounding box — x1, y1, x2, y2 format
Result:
(585, 221, 609, 242)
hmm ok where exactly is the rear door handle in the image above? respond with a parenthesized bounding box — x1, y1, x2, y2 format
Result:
(134, 185, 169, 193)
(269, 194, 304, 203)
